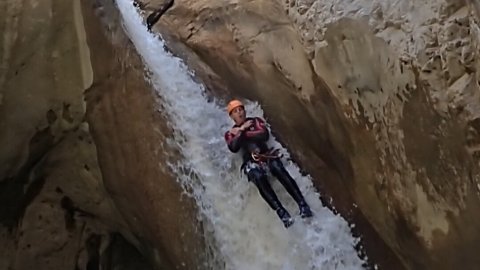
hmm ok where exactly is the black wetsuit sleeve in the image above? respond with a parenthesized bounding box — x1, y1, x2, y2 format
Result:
(225, 131, 243, 153)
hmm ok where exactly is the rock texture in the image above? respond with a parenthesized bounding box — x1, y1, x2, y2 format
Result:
(141, 0, 480, 269)
(82, 0, 208, 268)
(0, 0, 135, 269)
(285, 0, 480, 269)
(0, 0, 207, 269)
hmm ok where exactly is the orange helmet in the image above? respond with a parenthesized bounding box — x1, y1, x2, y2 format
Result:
(226, 99, 244, 115)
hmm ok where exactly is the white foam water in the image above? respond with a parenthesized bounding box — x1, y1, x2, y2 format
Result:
(116, 0, 367, 269)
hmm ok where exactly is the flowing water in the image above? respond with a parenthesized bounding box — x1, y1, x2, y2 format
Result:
(116, 0, 367, 269)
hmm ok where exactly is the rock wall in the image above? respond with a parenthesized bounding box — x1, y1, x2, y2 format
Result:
(0, 0, 138, 268)
(0, 0, 208, 269)
(285, 0, 480, 269)
(82, 0, 209, 268)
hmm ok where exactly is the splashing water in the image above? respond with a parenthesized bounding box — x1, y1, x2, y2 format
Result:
(116, 0, 367, 269)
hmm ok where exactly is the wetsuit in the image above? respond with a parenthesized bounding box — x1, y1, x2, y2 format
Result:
(224, 117, 312, 227)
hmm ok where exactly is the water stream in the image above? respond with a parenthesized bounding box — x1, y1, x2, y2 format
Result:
(116, 0, 367, 269)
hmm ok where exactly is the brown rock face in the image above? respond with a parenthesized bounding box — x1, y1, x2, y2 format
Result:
(82, 0, 208, 268)
(1, 0, 207, 269)
(0, 128, 150, 270)
(312, 17, 480, 269)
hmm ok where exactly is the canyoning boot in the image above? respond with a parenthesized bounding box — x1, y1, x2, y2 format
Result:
(276, 207, 294, 228)
(299, 201, 313, 218)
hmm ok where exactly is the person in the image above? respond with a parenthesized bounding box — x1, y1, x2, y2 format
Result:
(224, 99, 313, 228)
(146, 0, 174, 31)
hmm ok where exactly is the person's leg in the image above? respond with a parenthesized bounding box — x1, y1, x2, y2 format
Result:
(269, 158, 313, 218)
(244, 161, 294, 227)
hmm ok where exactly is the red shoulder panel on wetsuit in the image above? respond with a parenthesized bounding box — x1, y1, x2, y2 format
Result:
(244, 117, 266, 138)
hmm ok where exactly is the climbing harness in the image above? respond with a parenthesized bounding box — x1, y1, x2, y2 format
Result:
(251, 148, 282, 163)
(240, 148, 283, 176)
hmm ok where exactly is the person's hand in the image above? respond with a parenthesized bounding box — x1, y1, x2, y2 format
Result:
(230, 127, 242, 136)
(240, 120, 253, 131)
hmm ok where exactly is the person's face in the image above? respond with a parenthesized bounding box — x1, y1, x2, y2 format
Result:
(230, 106, 246, 124)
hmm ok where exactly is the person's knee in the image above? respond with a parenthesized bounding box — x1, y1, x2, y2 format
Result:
(269, 158, 286, 174)
(247, 168, 266, 183)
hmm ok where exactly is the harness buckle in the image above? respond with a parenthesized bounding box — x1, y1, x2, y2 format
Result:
(251, 148, 282, 163)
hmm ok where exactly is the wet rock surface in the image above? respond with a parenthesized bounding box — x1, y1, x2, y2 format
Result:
(0, 0, 207, 269)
